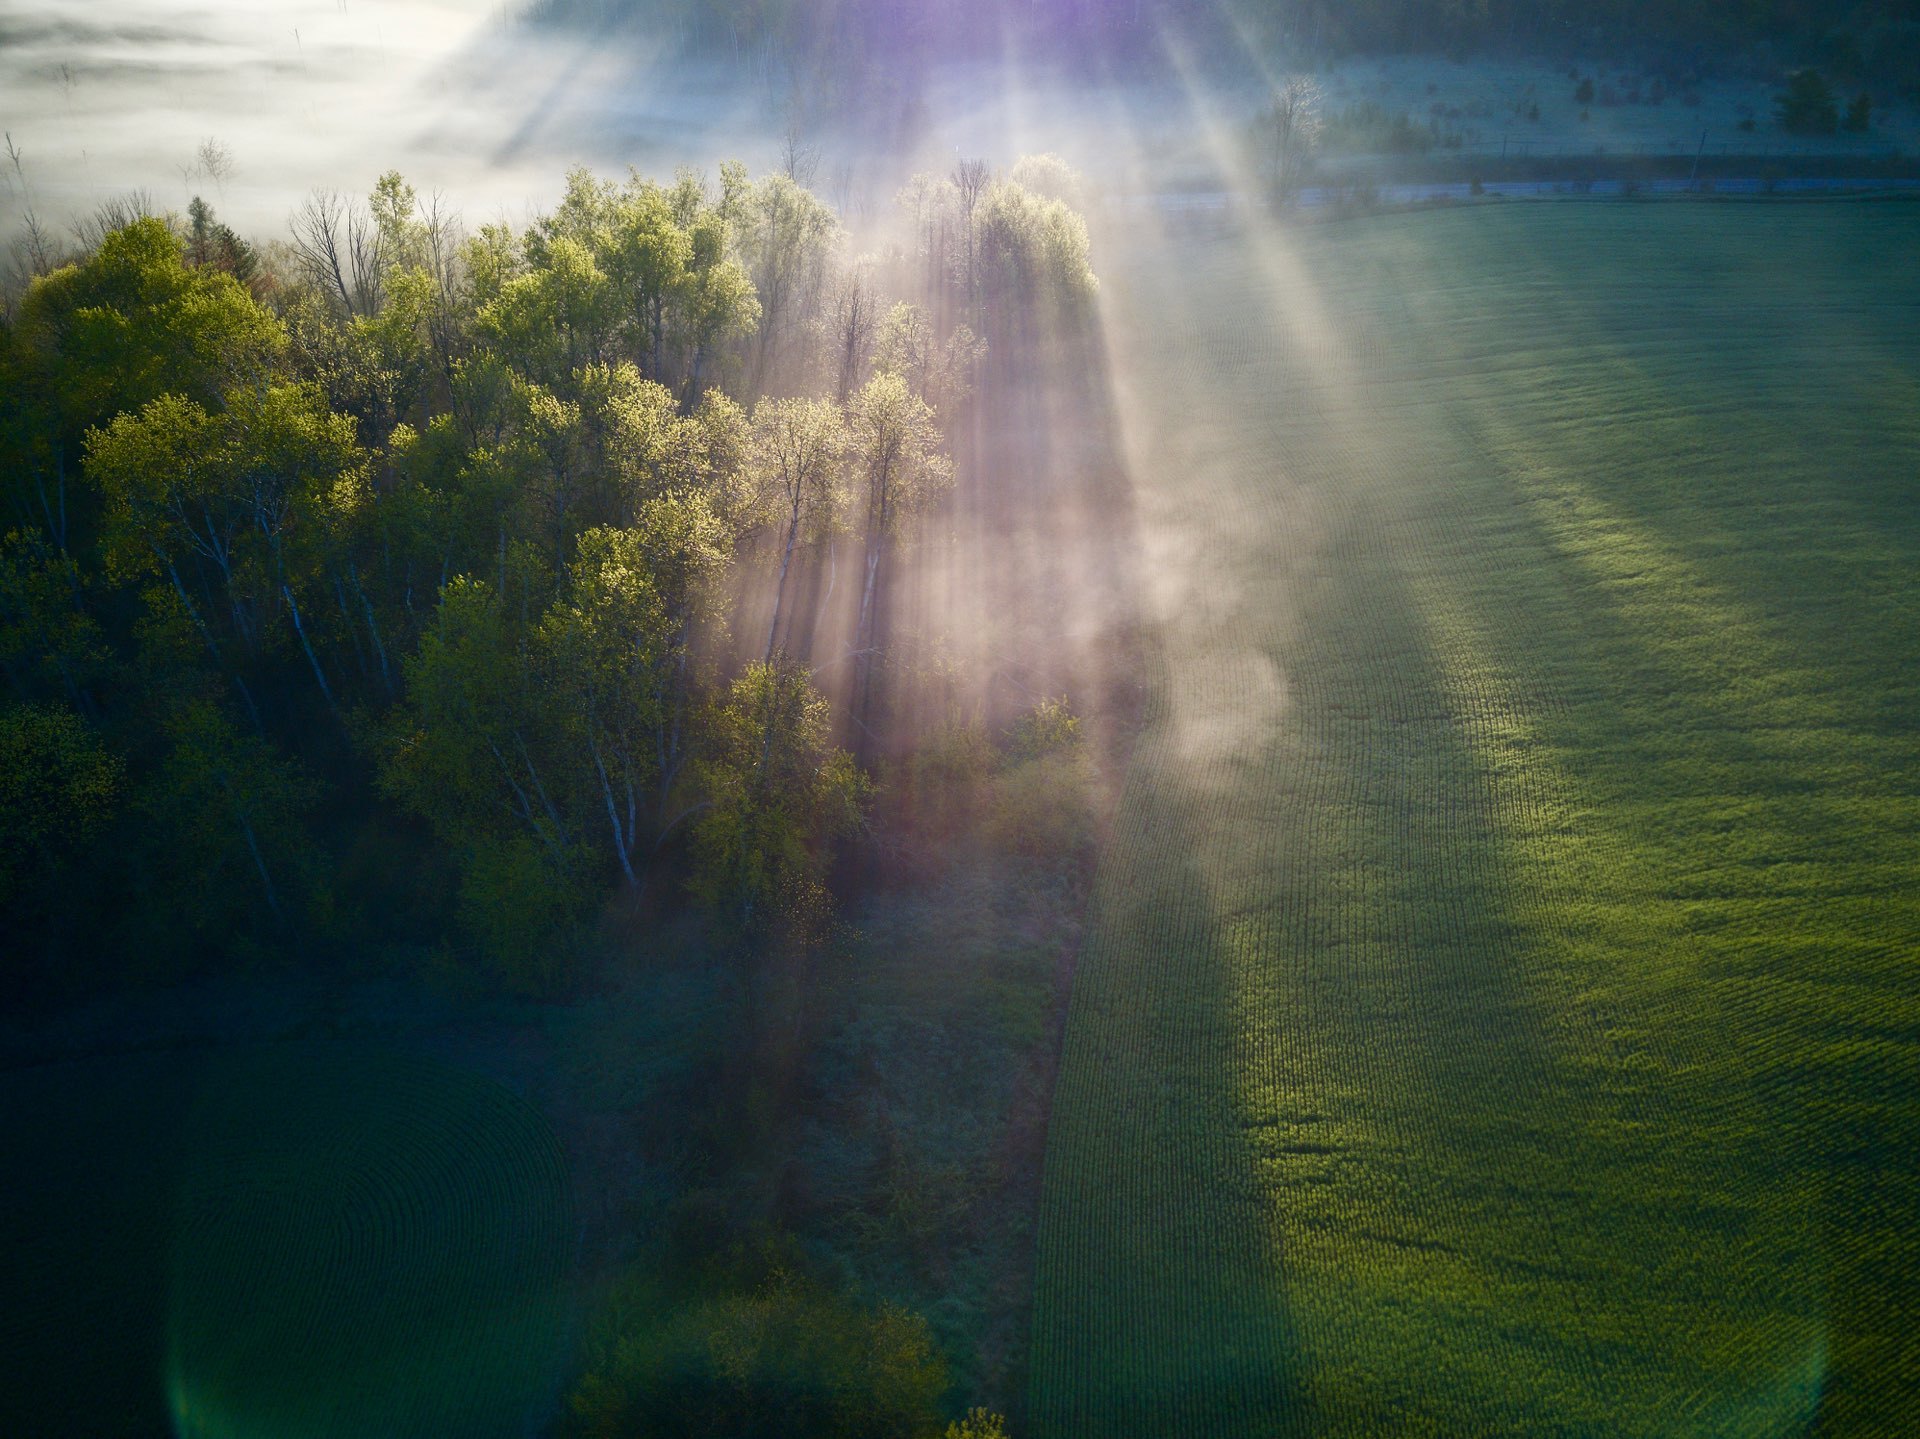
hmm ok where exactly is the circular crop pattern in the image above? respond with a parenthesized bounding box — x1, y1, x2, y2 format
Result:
(163, 1043, 572, 1439)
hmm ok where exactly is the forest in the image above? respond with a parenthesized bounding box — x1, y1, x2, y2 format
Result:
(1, 156, 1101, 997)
(0, 151, 1124, 1434)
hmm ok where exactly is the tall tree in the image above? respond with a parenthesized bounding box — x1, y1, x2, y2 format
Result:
(749, 396, 847, 661)
(845, 372, 951, 743)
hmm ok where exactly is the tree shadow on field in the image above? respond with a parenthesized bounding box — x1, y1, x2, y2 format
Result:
(1028, 732, 1322, 1437)
(1024, 223, 1324, 1437)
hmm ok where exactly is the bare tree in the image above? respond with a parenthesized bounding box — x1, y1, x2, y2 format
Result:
(951, 158, 990, 302)
(70, 191, 156, 251)
(829, 256, 881, 403)
(197, 138, 236, 194)
(781, 121, 819, 189)
(290, 188, 384, 317)
(3, 134, 60, 288)
(1262, 77, 1323, 199)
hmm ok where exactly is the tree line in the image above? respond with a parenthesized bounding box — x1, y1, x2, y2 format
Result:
(0, 154, 1097, 995)
(528, 0, 1920, 80)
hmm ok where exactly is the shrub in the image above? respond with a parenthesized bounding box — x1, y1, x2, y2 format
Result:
(566, 1268, 949, 1439)
(1007, 695, 1080, 762)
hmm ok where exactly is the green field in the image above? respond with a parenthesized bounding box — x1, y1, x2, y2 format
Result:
(1031, 202, 1920, 1435)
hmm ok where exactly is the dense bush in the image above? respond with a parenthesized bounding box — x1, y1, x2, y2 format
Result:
(567, 1267, 949, 1439)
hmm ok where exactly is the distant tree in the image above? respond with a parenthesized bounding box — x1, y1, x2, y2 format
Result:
(1843, 92, 1873, 133)
(184, 198, 258, 288)
(895, 172, 961, 307)
(827, 256, 882, 403)
(733, 173, 839, 392)
(1261, 76, 1324, 198)
(1776, 70, 1839, 135)
(951, 158, 990, 305)
(974, 180, 1097, 338)
(1008, 153, 1084, 209)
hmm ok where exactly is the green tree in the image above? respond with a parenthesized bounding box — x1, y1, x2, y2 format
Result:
(536, 527, 670, 884)
(7, 217, 283, 549)
(383, 574, 569, 866)
(734, 172, 840, 391)
(86, 382, 369, 714)
(974, 179, 1097, 338)
(945, 1410, 1010, 1439)
(691, 660, 867, 944)
(1776, 70, 1839, 134)
(604, 176, 694, 382)
(0, 702, 119, 912)
(846, 371, 951, 737)
(749, 395, 847, 661)
(0, 528, 114, 709)
(872, 302, 983, 423)
(138, 695, 319, 933)
(477, 234, 615, 392)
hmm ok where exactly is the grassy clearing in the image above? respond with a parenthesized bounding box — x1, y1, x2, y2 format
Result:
(1031, 202, 1920, 1435)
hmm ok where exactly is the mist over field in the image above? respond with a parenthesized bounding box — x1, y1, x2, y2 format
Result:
(0, 1, 1155, 239)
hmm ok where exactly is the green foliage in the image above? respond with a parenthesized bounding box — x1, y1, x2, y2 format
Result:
(0, 529, 115, 705)
(567, 1267, 948, 1439)
(1006, 695, 1080, 763)
(732, 172, 840, 387)
(0, 701, 119, 909)
(975, 180, 1097, 317)
(873, 303, 982, 421)
(11, 217, 284, 436)
(847, 371, 952, 537)
(691, 661, 869, 945)
(0, 150, 1089, 1000)
(136, 696, 323, 943)
(1775, 68, 1840, 133)
(945, 1410, 1009, 1439)
(85, 379, 369, 698)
